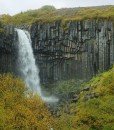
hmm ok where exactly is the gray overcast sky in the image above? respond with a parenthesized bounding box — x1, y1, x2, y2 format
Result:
(0, 0, 114, 15)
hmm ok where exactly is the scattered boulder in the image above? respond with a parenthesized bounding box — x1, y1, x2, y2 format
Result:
(82, 86, 90, 91)
(84, 92, 99, 100)
(71, 95, 79, 103)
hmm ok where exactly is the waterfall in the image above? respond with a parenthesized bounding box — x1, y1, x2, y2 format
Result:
(16, 29, 58, 103)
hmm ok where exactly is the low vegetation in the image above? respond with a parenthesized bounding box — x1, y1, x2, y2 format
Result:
(55, 66, 114, 130)
(51, 79, 83, 95)
(1, 5, 114, 26)
(0, 74, 54, 130)
(0, 66, 113, 130)
(0, 67, 114, 130)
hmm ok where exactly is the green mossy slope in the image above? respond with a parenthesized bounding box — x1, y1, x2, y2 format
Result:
(55, 66, 114, 130)
(1, 5, 114, 26)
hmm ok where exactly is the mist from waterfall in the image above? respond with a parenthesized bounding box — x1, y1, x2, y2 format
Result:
(16, 29, 58, 103)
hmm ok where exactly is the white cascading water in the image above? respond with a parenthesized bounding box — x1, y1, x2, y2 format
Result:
(16, 29, 58, 103)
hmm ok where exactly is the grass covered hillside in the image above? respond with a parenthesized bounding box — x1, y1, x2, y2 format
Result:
(55, 66, 114, 130)
(0, 66, 113, 130)
(0, 74, 54, 130)
(1, 5, 114, 26)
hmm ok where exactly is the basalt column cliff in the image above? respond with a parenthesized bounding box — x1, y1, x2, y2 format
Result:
(0, 25, 18, 74)
(30, 20, 114, 83)
(0, 20, 114, 84)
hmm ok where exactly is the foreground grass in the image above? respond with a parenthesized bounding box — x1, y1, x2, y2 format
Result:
(0, 66, 113, 130)
(55, 66, 114, 130)
(0, 74, 54, 130)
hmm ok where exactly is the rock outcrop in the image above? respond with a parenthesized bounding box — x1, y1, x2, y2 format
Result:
(0, 25, 18, 74)
(0, 20, 114, 84)
(30, 20, 114, 83)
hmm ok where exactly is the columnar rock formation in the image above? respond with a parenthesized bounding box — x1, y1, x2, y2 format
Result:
(31, 20, 114, 83)
(0, 25, 18, 74)
(0, 20, 114, 84)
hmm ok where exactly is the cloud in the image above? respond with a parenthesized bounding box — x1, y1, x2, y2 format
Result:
(0, 0, 114, 15)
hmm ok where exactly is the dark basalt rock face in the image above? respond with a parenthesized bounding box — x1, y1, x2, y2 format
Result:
(0, 20, 114, 84)
(30, 20, 114, 83)
(0, 25, 18, 74)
